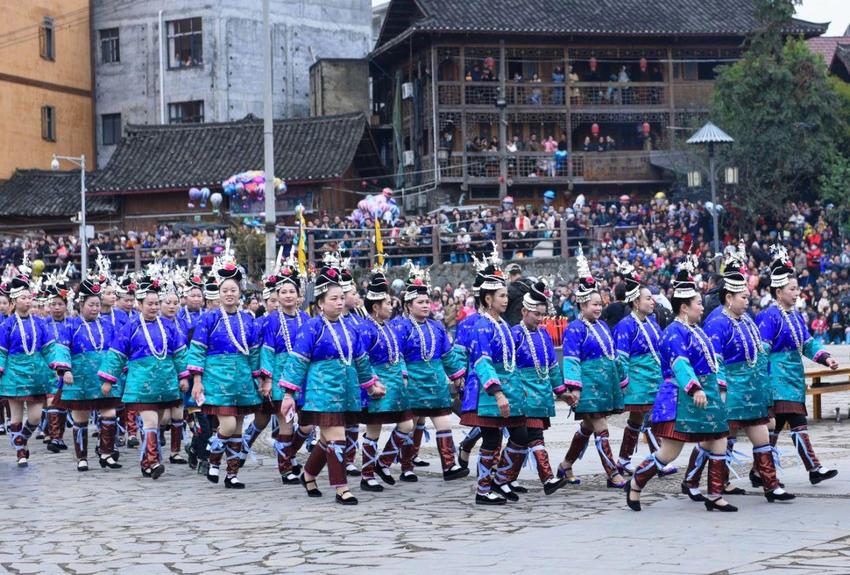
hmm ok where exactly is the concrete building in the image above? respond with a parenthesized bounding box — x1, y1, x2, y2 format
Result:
(0, 0, 95, 179)
(92, 0, 373, 167)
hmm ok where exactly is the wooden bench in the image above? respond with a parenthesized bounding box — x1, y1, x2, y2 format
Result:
(805, 367, 850, 420)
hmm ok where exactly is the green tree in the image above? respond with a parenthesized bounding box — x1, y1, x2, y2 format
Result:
(711, 0, 847, 224)
(818, 151, 850, 229)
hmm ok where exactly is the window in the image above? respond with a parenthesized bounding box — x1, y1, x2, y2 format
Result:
(40, 17, 55, 61)
(102, 113, 121, 145)
(99, 28, 120, 64)
(167, 17, 203, 68)
(42, 106, 56, 141)
(168, 100, 204, 123)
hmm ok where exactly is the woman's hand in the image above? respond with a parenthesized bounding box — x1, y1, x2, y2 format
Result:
(192, 381, 205, 405)
(693, 390, 708, 409)
(496, 392, 510, 418)
(62, 371, 74, 386)
(259, 377, 272, 398)
(279, 395, 296, 422)
(369, 381, 387, 399)
(178, 378, 189, 393)
(100, 380, 112, 397)
(826, 357, 839, 371)
(566, 389, 581, 407)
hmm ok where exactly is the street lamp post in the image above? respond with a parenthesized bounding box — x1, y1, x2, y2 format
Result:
(51, 154, 87, 276)
(686, 122, 735, 266)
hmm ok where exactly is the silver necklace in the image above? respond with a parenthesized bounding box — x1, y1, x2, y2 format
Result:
(776, 304, 803, 354)
(222, 310, 250, 356)
(411, 318, 436, 362)
(82, 318, 104, 352)
(486, 312, 516, 373)
(368, 315, 400, 365)
(722, 309, 758, 368)
(630, 312, 661, 365)
(16, 314, 37, 356)
(140, 317, 167, 360)
(322, 316, 353, 366)
(521, 324, 548, 379)
(277, 309, 302, 354)
(675, 317, 718, 373)
(582, 317, 615, 361)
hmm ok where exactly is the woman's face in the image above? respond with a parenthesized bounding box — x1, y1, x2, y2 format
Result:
(265, 292, 279, 312)
(725, 289, 749, 317)
(101, 286, 117, 307)
(681, 295, 704, 323)
(81, 296, 101, 321)
(13, 292, 33, 315)
(635, 287, 655, 316)
(161, 293, 179, 319)
(220, 279, 241, 309)
(485, 288, 509, 315)
(278, 283, 298, 310)
(777, 278, 799, 308)
(320, 286, 345, 319)
(140, 293, 160, 320)
(581, 292, 603, 320)
(409, 295, 431, 321)
(372, 298, 393, 322)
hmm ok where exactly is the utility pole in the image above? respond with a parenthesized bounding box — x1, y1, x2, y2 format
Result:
(262, 0, 276, 274)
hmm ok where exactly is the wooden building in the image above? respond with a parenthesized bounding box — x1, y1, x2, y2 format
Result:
(89, 112, 385, 230)
(368, 0, 827, 210)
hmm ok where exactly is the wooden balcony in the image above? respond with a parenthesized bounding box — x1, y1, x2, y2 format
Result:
(671, 81, 714, 109)
(434, 151, 662, 184)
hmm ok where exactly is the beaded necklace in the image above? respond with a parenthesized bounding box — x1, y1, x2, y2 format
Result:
(277, 309, 302, 354)
(322, 316, 353, 366)
(630, 311, 661, 365)
(521, 324, 548, 378)
(411, 318, 436, 362)
(582, 317, 615, 361)
(486, 312, 516, 373)
(222, 310, 250, 356)
(82, 317, 104, 352)
(368, 315, 400, 365)
(722, 309, 758, 368)
(140, 317, 167, 360)
(776, 304, 803, 355)
(674, 317, 718, 373)
(15, 313, 37, 356)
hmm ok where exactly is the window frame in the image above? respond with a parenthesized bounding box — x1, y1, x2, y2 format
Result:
(101, 113, 122, 146)
(168, 100, 205, 124)
(40, 16, 55, 61)
(42, 106, 56, 141)
(99, 27, 120, 64)
(167, 17, 203, 69)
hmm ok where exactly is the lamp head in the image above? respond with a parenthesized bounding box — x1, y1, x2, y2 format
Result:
(50, 157, 60, 171)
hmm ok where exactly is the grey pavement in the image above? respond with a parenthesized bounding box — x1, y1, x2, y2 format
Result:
(1, 348, 849, 574)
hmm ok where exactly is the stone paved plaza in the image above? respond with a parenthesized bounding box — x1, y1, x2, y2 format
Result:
(2, 358, 849, 574)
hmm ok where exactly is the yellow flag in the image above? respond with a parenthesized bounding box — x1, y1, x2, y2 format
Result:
(297, 208, 307, 274)
(375, 219, 384, 267)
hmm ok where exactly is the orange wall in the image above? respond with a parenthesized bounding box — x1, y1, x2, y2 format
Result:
(0, 0, 94, 179)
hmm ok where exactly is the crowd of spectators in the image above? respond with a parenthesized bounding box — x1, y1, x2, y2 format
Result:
(3, 198, 848, 342)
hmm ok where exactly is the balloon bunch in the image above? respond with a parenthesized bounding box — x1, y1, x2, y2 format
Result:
(220, 171, 287, 211)
(349, 187, 400, 226)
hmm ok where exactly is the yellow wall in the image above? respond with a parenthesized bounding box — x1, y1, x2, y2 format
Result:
(0, 0, 94, 179)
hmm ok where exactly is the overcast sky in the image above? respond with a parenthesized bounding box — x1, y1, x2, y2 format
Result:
(371, 0, 850, 37)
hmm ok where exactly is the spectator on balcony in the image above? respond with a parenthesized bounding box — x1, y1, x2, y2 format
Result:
(552, 66, 565, 105)
(597, 137, 606, 153)
(605, 136, 617, 151)
(529, 74, 543, 105)
(513, 72, 523, 83)
(583, 136, 592, 152)
(455, 228, 471, 263)
(468, 65, 482, 81)
(527, 134, 541, 152)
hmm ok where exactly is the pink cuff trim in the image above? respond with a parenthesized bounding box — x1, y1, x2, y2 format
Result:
(447, 368, 466, 381)
(684, 380, 702, 394)
(620, 377, 629, 389)
(187, 365, 205, 374)
(717, 379, 727, 389)
(402, 370, 408, 378)
(251, 370, 261, 378)
(553, 384, 567, 395)
(178, 371, 190, 380)
(279, 380, 300, 392)
(0, 367, 4, 375)
(98, 371, 117, 384)
(360, 375, 378, 389)
(483, 378, 501, 390)
(259, 368, 273, 379)
(564, 379, 583, 390)
(50, 361, 71, 371)
(813, 350, 828, 363)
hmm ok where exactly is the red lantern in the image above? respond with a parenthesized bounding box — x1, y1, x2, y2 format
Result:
(589, 57, 598, 72)
(642, 122, 651, 136)
(640, 57, 648, 72)
(591, 123, 600, 136)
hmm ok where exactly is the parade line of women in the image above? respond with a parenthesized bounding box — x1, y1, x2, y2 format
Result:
(0, 240, 839, 509)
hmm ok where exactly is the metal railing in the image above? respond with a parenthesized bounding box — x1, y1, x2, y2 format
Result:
(441, 151, 655, 181)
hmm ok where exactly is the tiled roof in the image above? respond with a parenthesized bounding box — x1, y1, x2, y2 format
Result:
(0, 170, 115, 217)
(376, 0, 827, 47)
(91, 113, 375, 193)
(807, 37, 850, 64)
